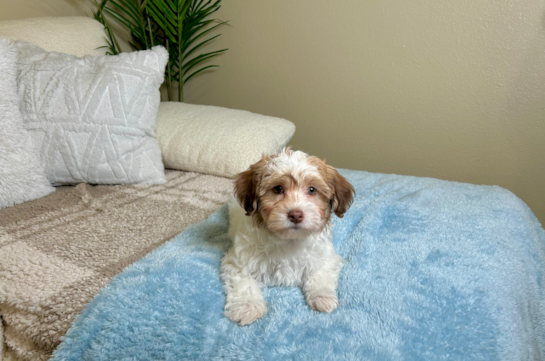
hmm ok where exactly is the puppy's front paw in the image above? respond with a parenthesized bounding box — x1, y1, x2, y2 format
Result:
(224, 299, 267, 325)
(307, 293, 338, 313)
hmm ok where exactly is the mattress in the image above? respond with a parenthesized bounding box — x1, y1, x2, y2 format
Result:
(52, 169, 545, 361)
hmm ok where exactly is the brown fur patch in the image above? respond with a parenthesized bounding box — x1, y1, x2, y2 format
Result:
(233, 155, 270, 215)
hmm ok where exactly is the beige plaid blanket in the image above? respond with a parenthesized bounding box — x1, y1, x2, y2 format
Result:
(0, 170, 232, 361)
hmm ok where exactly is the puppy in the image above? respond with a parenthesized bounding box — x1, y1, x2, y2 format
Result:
(220, 148, 355, 325)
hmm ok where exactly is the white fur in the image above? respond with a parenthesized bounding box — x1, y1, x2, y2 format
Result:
(221, 201, 343, 325)
(265, 148, 318, 177)
(221, 150, 345, 325)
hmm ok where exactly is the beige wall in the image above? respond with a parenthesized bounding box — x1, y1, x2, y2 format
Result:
(3, 1, 544, 224)
(184, 0, 545, 225)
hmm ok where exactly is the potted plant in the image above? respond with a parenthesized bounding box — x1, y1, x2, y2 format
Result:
(93, 0, 228, 102)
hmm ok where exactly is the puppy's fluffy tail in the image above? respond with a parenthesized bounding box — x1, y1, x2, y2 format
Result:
(228, 196, 245, 241)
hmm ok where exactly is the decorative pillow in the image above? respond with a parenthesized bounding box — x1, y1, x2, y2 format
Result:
(0, 38, 54, 209)
(14, 41, 168, 185)
(156, 102, 296, 178)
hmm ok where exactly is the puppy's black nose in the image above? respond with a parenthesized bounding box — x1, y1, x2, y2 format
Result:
(288, 209, 304, 224)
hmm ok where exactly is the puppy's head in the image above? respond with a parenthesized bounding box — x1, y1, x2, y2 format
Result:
(234, 148, 355, 240)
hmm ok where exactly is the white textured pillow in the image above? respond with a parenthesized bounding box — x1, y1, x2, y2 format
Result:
(0, 39, 54, 209)
(15, 41, 168, 185)
(156, 102, 296, 177)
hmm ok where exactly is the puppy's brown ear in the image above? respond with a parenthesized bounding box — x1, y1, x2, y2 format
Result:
(326, 165, 355, 218)
(234, 167, 257, 215)
(234, 156, 267, 216)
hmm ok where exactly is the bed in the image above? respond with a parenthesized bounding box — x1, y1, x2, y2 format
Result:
(46, 169, 545, 361)
(3, 167, 545, 360)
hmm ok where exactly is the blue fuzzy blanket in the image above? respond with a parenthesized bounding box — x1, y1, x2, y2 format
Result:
(53, 170, 545, 361)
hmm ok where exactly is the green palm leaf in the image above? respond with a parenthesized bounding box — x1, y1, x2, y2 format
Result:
(182, 49, 226, 73)
(185, 65, 218, 82)
(93, 0, 227, 102)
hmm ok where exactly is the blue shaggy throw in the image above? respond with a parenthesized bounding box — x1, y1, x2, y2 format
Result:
(53, 170, 545, 361)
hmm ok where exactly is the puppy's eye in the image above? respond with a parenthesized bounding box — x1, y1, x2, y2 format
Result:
(308, 187, 316, 195)
(273, 186, 283, 194)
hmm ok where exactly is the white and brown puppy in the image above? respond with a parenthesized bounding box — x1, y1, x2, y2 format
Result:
(220, 148, 355, 325)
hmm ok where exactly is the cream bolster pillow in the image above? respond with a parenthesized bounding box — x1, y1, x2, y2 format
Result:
(156, 102, 296, 178)
(0, 17, 107, 57)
